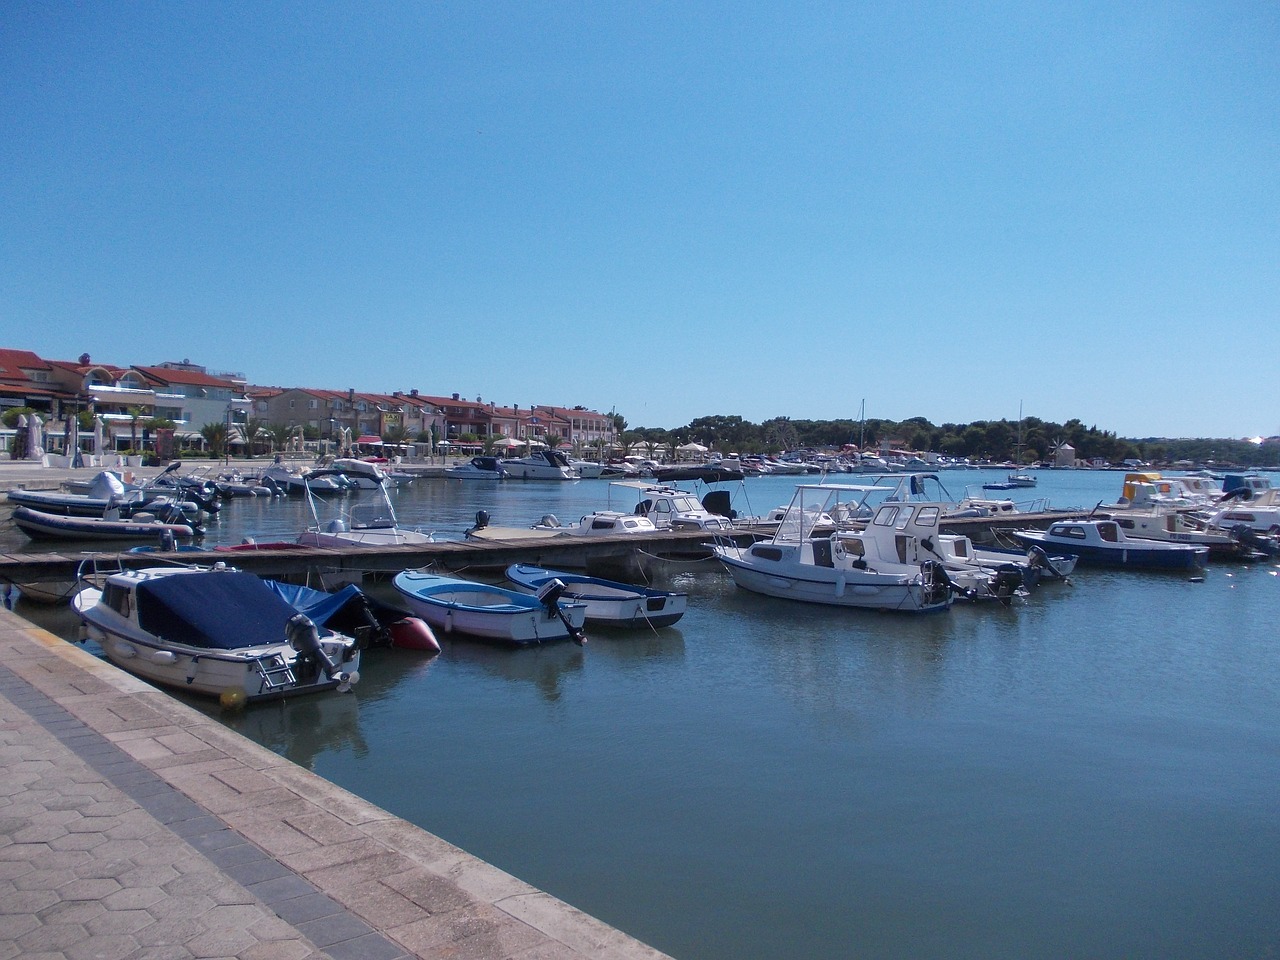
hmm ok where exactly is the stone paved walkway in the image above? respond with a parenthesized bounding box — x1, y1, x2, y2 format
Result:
(0, 607, 671, 960)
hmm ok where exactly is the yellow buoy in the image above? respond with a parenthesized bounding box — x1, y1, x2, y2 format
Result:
(219, 688, 247, 711)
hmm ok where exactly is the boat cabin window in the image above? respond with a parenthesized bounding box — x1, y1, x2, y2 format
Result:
(751, 546, 784, 562)
(103, 582, 132, 617)
(590, 518, 617, 530)
(1098, 523, 1119, 542)
(872, 506, 899, 527)
(1050, 525, 1087, 539)
(1115, 518, 1135, 529)
(914, 506, 940, 528)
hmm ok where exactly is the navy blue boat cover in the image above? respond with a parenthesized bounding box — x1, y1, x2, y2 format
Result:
(135, 571, 317, 650)
(263, 581, 365, 628)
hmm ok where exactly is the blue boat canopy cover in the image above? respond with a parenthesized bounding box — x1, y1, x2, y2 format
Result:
(135, 571, 331, 650)
(264, 580, 365, 628)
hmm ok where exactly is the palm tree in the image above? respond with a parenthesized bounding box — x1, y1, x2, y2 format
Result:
(126, 406, 147, 452)
(545, 433, 563, 450)
(199, 422, 228, 459)
(242, 416, 267, 458)
(267, 424, 292, 454)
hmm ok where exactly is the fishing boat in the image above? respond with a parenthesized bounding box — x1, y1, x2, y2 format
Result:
(1009, 520, 1209, 570)
(712, 482, 955, 613)
(392, 570, 587, 644)
(505, 563, 687, 628)
(71, 563, 362, 702)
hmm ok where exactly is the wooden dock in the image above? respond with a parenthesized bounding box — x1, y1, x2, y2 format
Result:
(0, 511, 1084, 590)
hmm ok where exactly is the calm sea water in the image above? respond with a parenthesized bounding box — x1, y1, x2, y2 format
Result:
(9, 468, 1280, 960)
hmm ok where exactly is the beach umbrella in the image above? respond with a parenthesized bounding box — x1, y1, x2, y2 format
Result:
(93, 416, 105, 456)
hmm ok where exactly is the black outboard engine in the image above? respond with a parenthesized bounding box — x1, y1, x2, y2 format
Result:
(285, 613, 355, 689)
(472, 509, 490, 531)
(535, 578, 586, 645)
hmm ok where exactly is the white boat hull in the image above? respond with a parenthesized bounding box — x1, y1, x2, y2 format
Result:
(715, 545, 950, 613)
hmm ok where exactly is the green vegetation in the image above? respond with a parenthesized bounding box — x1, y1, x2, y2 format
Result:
(619, 414, 1279, 467)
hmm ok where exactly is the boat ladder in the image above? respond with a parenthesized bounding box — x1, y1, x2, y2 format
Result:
(253, 654, 296, 691)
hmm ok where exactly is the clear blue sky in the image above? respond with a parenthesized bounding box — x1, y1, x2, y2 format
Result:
(3, 2, 1276, 440)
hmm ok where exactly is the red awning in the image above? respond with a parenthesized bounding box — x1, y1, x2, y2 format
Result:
(356, 435, 382, 444)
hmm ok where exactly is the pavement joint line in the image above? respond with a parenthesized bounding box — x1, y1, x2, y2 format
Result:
(0, 659, 415, 960)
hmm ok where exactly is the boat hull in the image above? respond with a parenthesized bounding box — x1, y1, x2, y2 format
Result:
(1012, 531, 1207, 569)
(13, 506, 198, 543)
(392, 571, 587, 644)
(714, 547, 951, 613)
(505, 564, 687, 628)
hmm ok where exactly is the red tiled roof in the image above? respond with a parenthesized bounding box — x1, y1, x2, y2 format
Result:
(0, 349, 52, 379)
(132, 365, 240, 389)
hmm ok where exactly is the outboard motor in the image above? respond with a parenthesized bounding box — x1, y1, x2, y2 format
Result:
(535, 579, 586, 645)
(472, 509, 490, 531)
(285, 613, 357, 690)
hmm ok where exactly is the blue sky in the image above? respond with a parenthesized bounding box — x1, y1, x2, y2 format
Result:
(3, 2, 1276, 440)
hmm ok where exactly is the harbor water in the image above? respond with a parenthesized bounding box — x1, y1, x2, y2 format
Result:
(7, 468, 1280, 960)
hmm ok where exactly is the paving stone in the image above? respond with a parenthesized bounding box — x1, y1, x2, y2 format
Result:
(0, 613, 673, 960)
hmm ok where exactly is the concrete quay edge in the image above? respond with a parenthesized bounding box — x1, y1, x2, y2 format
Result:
(0, 604, 673, 960)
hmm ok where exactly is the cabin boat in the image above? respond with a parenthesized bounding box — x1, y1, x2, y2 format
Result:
(72, 564, 362, 701)
(531, 510, 660, 536)
(497, 449, 579, 481)
(712, 482, 954, 613)
(505, 564, 687, 629)
(609, 481, 735, 532)
(445, 456, 504, 479)
(1010, 520, 1209, 570)
(392, 570, 587, 644)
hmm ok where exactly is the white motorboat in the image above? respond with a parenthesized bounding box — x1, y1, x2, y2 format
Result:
(258, 464, 352, 496)
(72, 563, 361, 702)
(296, 474, 433, 548)
(713, 482, 955, 613)
(498, 449, 579, 481)
(505, 564, 687, 629)
(392, 570, 587, 644)
(445, 456, 504, 480)
(531, 510, 659, 536)
(609, 481, 735, 531)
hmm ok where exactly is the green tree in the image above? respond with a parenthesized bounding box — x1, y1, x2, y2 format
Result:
(241, 416, 268, 457)
(199, 421, 228, 458)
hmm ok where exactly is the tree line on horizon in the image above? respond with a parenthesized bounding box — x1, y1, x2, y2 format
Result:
(612, 413, 1279, 467)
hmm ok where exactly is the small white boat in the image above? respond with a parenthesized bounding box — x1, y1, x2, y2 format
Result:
(296, 474, 433, 548)
(530, 510, 659, 535)
(505, 563, 687, 629)
(72, 563, 361, 702)
(498, 449, 579, 481)
(392, 570, 587, 644)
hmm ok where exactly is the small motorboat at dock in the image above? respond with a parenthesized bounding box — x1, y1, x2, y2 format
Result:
(505, 563, 687, 629)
